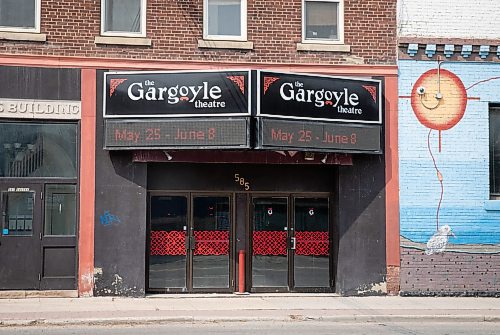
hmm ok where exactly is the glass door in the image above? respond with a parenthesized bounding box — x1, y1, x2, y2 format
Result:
(293, 197, 330, 288)
(250, 195, 332, 292)
(149, 195, 188, 291)
(192, 196, 231, 290)
(148, 194, 232, 292)
(251, 197, 289, 289)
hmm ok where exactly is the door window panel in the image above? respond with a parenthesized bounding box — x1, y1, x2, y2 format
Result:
(149, 196, 187, 290)
(294, 198, 330, 287)
(252, 197, 288, 287)
(192, 196, 230, 289)
(1, 190, 34, 236)
(44, 184, 77, 236)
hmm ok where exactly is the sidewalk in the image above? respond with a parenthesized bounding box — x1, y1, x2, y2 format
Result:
(0, 294, 499, 327)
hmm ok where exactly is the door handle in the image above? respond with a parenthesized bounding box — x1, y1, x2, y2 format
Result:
(290, 237, 296, 250)
(189, 236, 196, 250)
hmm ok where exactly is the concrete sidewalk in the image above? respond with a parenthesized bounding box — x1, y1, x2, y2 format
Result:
(0, 294, 499, 327)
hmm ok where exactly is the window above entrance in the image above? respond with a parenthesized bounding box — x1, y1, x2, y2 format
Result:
(203, 0, 247, 41)
(302, 0, 344, 44)
(101, 0, 146, 37)
(0, 122, 78, 178)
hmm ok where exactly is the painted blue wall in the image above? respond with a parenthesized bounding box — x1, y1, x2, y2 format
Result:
(399, 60, 500, 245)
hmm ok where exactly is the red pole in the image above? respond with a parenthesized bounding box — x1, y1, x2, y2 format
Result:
(238, 250, 245, 294)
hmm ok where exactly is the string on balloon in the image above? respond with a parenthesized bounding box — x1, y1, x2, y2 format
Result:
(427, 129, 444, 232)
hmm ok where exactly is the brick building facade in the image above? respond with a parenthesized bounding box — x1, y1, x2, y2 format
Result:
(0, 0, 399, 297)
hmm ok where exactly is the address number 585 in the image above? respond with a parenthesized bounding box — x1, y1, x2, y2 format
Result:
(234, 173, 250, 191)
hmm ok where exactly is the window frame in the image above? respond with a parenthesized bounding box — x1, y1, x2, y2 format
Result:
(489, 104, 500, 199)
(100, 0, 147, 38)
(302, 0, 344, 45)
(0, 0, 40, 33)
(203, 0, 247, 41)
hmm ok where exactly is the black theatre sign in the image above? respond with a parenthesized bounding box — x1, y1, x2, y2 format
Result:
(104, 70, 250, 117)
(103, 70, 382, 153)
(258, 71, 381, 124)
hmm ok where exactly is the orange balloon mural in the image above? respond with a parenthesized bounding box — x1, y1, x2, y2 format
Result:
(410, 67, 468, 235)
(411, 68, 467, 152)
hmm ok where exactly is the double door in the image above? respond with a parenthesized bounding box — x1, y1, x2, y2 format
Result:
(0, 182, 77, 290)
(250, 196, 331, 292)
(148, 193, 233, 292)
(147, 193, 332, 293)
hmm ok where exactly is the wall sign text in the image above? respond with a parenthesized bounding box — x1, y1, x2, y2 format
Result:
(258, 71, 382, 124)
(0, 99, 81, 120)
(104, 71, 250, 118)
(257, 118, 381, 153)
(104, 118, 249, 149)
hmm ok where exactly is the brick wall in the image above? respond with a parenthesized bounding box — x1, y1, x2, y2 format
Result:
(0, 0, 397, 65)
(398, 60, 500, 295)
(398, 0, 500, 39)
(401, 248, 499, 296)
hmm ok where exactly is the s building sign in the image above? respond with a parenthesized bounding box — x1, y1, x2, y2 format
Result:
(104, 70, 250, 118)
(258, 71, 382, 124)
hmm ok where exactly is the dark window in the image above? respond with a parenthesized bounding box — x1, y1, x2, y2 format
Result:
(490, 105, 500, 198)
(304, 0, 339, 41)
(0, 122, 78, 178)
(44, 184, 77, 236)
(103, 0, 143, 35)
(206, 0, 242, 37)
(1, 190, 34, 236)
(0, 0, 37, 30)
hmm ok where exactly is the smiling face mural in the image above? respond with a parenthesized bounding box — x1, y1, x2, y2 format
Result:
(411, 68, 467, 132)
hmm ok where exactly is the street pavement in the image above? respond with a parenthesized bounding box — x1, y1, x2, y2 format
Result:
(0, 294, 499, 327)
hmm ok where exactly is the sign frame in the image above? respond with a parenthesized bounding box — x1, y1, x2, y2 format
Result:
(257, 70, 383, 124)
(103, 69, 252, 119)
(103, 117, 251, 150)
(256, 118, 383, 154)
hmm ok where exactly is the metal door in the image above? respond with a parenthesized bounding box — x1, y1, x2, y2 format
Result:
(0, 184, 42, 290)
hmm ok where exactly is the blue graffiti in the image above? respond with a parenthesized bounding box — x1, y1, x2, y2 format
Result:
(99, 211, 122, 227)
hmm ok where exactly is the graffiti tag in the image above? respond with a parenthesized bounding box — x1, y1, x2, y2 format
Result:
(99, 211, 122, 227)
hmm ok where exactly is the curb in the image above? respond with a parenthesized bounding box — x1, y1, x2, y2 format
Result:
(1, 314, 499, 327)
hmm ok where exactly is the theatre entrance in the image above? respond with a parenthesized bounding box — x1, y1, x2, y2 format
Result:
(148, 193, 233, 293)
(146, 163, 335, 293)
(250, 195, 332, 292)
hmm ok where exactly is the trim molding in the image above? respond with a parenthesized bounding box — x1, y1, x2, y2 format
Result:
(94, 36, 152, 46)
(78, 69, 96, 297)
(385, 76, 400, 268)
(0, 32, 46, 42)
(0, 54, 398, 76)
(198, 39, 253, 50)
(296, 43, 351, 53)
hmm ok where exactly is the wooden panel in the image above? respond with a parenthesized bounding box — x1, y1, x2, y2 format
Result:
(0, 66, 80, 100)
(43, 247, 76, 278)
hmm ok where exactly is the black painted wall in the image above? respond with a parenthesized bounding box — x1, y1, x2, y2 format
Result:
(336, 154, 386, 295)
(92, 67, 387, 296)
(94, 70, 147, 296)
(0, 66, 80, 100)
